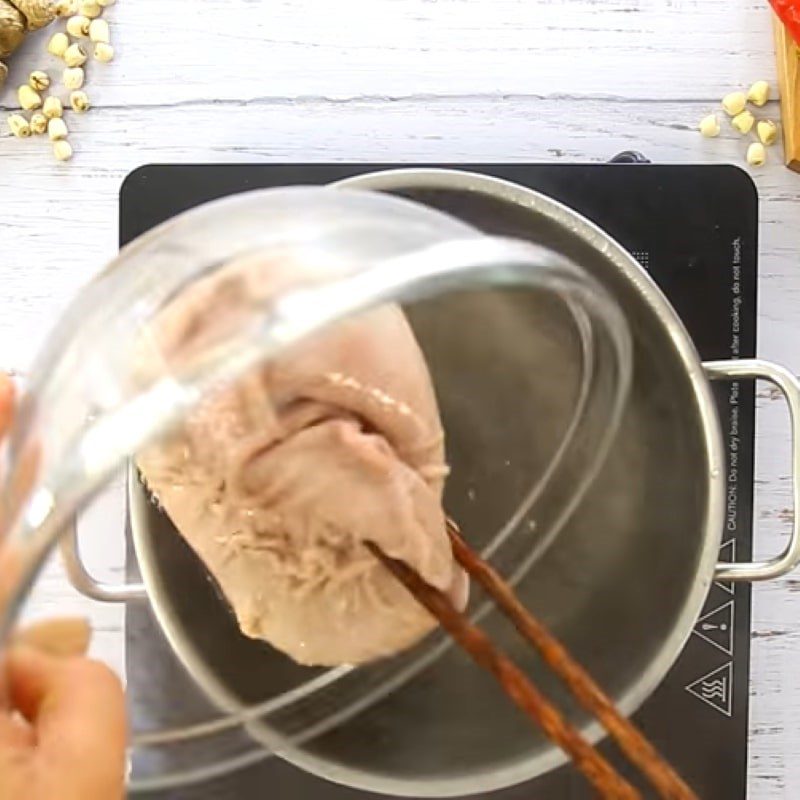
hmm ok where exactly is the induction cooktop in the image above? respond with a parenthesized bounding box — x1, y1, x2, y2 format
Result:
(122, 160, 756, 799)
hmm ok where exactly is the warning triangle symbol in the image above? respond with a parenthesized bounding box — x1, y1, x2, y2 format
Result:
(714, 539, 736, 594)
(685, 662, 733, 717)
(693, 600, 734, 655)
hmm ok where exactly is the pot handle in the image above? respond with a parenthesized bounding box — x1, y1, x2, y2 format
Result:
(59, 519, 147, 602)
(704, 358, 800, 582)
(63, 357, 794, 593)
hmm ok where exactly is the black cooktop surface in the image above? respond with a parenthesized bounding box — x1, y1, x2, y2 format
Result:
(122, 162, 757, 799)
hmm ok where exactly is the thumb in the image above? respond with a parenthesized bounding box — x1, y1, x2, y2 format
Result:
(0, 372, 13, 439)
(7, 646, 127, 796)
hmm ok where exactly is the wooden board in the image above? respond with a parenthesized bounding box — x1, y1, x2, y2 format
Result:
(775, 16, 800, 171)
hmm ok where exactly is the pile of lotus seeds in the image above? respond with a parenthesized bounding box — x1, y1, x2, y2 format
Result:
(5, 0, 114, 162)
(698, 81, 779, 167)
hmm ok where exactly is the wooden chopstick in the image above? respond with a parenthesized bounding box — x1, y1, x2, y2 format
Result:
(365, 541, 642, 800)
(444, 520, 698, 800)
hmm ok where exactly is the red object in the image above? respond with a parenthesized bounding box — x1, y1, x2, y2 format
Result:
(770, 0, 800, 45)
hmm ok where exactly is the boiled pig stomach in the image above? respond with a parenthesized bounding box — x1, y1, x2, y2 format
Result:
(137, 253, 466, 667)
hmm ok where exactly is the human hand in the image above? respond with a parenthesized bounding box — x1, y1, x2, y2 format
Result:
(0, 372, 12, 439)
(0, 645, 127, 799)
(0, 372, 128, 800)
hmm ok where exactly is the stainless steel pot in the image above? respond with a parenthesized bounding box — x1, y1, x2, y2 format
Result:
(63, 168, 800, 797)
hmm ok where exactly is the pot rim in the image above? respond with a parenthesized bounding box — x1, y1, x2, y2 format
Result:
(130, 167, 726, 797)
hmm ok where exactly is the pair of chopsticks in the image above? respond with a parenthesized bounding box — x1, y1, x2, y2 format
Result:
(366, 521, 698, 800)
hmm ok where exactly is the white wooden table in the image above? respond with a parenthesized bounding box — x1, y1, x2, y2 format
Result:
(1, 1, 799, 796)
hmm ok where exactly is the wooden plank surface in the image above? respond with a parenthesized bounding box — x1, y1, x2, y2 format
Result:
(0, 1, 799, 796)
